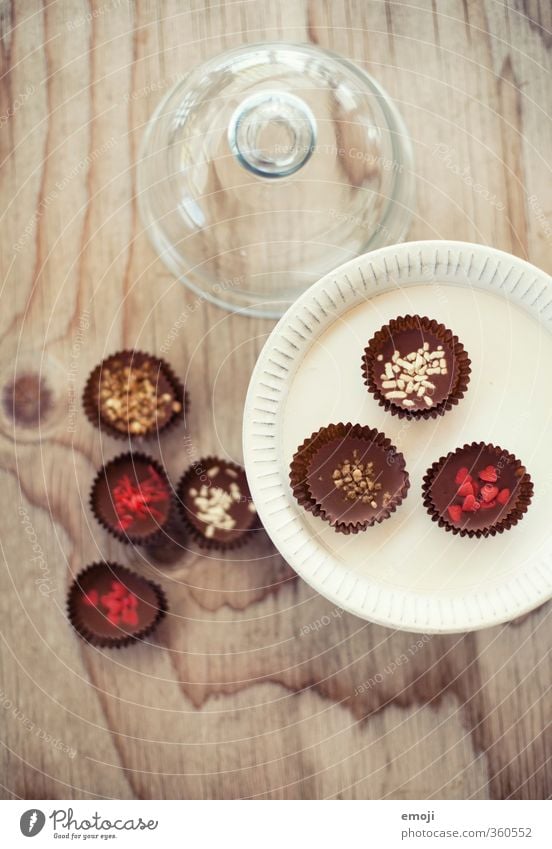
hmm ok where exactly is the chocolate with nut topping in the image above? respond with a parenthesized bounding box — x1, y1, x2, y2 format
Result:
(83, 350, 186, 438)
(307, 436, 407, 527)
(290, 423, 409, 534)
(362, 316, 471, 419)
(177, 458, 258, 549)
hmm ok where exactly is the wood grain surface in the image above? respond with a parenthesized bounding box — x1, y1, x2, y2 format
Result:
(0, 0, 551, 800)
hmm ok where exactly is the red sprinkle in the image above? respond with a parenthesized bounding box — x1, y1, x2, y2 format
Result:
(447, 505, 463, 523)
(457, 479, 474, 497)
(455, 467, 471, 485)
(497, 488, 510, 505)
(481, 484, 499, 503)
(86, 582, 141, 628)
(479, 465, 498, 483)
(480, 499, 497, 510)
(112, 466, 169, 532)
(462, 494, 480, 512)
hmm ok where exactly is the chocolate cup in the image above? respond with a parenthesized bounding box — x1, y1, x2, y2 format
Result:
(176, 456, 260, 551)
(67, 562, 168, 649)
(289, 422, 410, 534)
(422, 441, 533, 538)
(82, 350, 188, 440)
(362, 315, 471, 420)
(90, 452, 174, 546)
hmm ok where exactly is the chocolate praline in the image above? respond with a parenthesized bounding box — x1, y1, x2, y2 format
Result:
(362, 315, 471, 419)
(67, 562, 167, 648)
(422, 442, 533, 538)
(91, 452, 173, 545)
(82, 350, 187, 439)
(290, 423, 409, 533)
(177, 457, 259, 549)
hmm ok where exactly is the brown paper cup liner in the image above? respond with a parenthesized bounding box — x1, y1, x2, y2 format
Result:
(90, 452, 175, 547)
(67, 562, 168, 649)
(289, 422, 410, 534)
(362, 315, 471, 420)
(422, 441, 533, 538)
(82, 349, 188, 440)
(176, 456, 261, 551)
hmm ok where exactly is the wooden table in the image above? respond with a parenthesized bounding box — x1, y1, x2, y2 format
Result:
(0, 0, 550, 800)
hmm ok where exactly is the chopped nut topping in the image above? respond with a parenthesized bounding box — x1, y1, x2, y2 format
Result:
(378, 342, 450, 408)
(96, 358, 181, 435)
(330, 449, 383, 509)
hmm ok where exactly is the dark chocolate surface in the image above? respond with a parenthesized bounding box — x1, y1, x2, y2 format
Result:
(369, 326, 457, 411)
(429, 445, 525, 532)
(180, 460, 257, 544)
(93, 456, 171, 538)
(69, 564, 161, 640)
(306, 436, 407, 526)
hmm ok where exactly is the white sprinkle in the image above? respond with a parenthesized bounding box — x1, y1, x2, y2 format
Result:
(437, 345, 443, 350)
(396, 358, 413, 371)
(385, 363, 394, 379)
(392, 364, 401, 374)
(248, 502, 257, 513)
(406, 381, 414, 393)
(422, 380, 436, 389)
(189, 487, 198, 497)
(428, 351, 442, 361)
(414, 374, 426, 382)
(205, 525, 215, 538)
(441, 368, 448, 375)
(406, 351, 417, 361)
(382, 380, 397, 389)
(376, 354, 383, 361)
(225, 467, 238, 479)
(385, 390, 407, 399)
(417, 385, 426, 397)
(439, 358, 447, 369)
(397, 379, 405, 390)
(423, 342, 429, 351)
(424, 396, 433, 406)
(207, 466, 220, 478)
(402, 399, 415, 407)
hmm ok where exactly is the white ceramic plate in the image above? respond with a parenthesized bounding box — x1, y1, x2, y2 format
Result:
(243, 241, 552, 632)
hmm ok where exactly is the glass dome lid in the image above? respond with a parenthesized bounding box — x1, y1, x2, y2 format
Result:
(138, 42, 415, 318)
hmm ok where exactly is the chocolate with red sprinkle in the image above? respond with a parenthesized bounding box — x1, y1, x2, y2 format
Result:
(67, 562, 167, 648)
(422, 442, 533, 538)
(90, 452, 173, 545)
